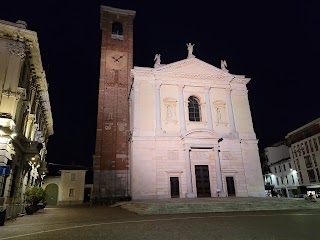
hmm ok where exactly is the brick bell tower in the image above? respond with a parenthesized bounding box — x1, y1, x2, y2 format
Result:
(93, 5, 135, 200)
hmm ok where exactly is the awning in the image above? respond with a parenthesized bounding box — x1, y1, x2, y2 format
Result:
(306, 185, 320, 189)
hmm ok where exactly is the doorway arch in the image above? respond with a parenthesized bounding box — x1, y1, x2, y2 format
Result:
(45, 183, 58, 206)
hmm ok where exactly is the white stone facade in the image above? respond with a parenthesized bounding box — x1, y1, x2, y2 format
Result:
(129, 56, 265, 199)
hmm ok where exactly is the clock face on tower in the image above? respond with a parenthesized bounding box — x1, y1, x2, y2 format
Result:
(106, 50, 128, 70)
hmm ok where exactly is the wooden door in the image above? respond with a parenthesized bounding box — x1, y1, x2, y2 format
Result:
(170, 177, 180, 198)
(195, 165, 211, 197)
(226, 177, 236, 196)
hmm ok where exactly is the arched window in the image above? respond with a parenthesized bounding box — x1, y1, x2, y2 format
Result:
(112, 22, 123, 35)
(188, 96, 201, 122)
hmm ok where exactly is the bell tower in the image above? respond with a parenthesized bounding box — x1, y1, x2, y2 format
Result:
(93, 5, 135, 200)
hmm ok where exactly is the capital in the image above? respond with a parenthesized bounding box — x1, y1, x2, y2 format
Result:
(155, 82, 162, 89)
(178, 85, 185, 91)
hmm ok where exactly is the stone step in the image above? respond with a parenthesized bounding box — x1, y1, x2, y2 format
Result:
(118, 198, 320, 215)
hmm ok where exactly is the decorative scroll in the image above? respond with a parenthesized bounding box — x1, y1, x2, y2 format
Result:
(6, 41, 26, 59)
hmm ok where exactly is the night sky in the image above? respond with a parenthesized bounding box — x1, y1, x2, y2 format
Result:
(1, 1, 319, 167)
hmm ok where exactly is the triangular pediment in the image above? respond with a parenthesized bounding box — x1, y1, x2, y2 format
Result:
(154, 58, 231, 79)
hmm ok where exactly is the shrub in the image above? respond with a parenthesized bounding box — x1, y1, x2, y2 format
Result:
(25, 187, 46, 205)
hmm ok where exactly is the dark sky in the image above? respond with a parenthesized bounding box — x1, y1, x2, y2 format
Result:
(1, 1, 319, 167)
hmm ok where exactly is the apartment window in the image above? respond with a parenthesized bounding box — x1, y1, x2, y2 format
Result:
(291, 175, 295, 184)
(283, 164, 286, 171)
(270, 176, 273, 185)
(305, 141, 309, 153)
(188, 96, 201, 122)
(276, 177, 279, 185)
(69, 188, 75, 197)
(70, 173, 76, 181)
(296, 159, 300, 170)
(281, 177, 284, 185)
(293, 146, 297, 157)
(301, 143, 305, 155)
(312, 154, 317, 167)
(289, 162, 292, 169)
(274, 167, 277, 173)
(316, 168, 320, 181)
(307, 169, 316, 183)
(314, 138, 319, 151)
(297, 145, 301, 156)
(285, 176, 288, 184)
(304, 155, 313, 168)
(299, 172, 304, 184)
(279, 166, 281, 172)
(309, 140, 314, 152)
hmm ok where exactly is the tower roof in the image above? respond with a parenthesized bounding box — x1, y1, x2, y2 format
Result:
(101, 5, 136, 18)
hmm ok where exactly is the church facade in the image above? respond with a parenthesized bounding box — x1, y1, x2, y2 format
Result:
(130, 53, 265, 199)
(94, 5, 265, 200)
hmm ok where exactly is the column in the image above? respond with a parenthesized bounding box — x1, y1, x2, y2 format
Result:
(226, 88, 236, 133)
(214, 147, 223, 196)
(155, 82, 162, 132)
(185, 145, 196, 198)
(178, 85, 186, 133)
(205, 87, 213, 130)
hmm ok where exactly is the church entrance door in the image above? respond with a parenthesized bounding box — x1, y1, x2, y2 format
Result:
(195, 165, 211, 197)
(170, 177, 180, 198)
(226, 177, 236, 196)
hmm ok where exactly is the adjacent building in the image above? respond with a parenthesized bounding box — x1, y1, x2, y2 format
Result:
(261, 141, 299, 197)
(286, 118, 320, 194)
(43, 165, 90, 206)
(0, 20, 53, 218)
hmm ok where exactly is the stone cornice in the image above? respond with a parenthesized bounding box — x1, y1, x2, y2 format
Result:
(231, 76, 251, 84)
(101, 5, 136, 18)
(131, 58, 251, 85)
(0, 20, 54, 136)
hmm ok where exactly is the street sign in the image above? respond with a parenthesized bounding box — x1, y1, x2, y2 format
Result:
(0, 166, 10, 176)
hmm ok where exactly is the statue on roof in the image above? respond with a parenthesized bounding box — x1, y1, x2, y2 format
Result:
(221, 60, 229, 72)
(186, 43, 195, 58)
(154, 54, 161, 65)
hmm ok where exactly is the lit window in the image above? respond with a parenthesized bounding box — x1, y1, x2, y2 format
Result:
(188, 96, 201, 122)
(69, 188, 75, 197)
